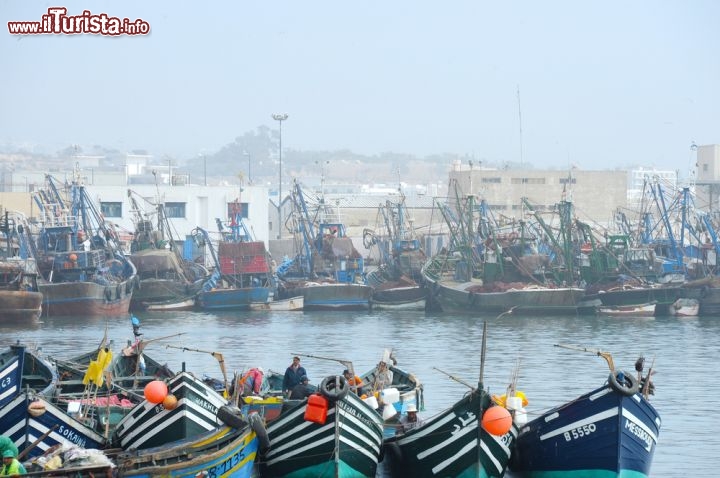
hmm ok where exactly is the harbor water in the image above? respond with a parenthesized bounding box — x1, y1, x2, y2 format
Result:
(4, 309, 718, 477)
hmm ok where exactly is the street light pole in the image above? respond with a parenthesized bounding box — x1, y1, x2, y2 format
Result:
(272, 113, 288, 239)
(243, 150, 251, 185)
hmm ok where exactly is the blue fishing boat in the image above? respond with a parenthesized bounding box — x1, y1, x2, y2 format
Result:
(116, 419, 264, 478)
(0, 392, 106, 459)
(193, 214, 274, 310)
(0, 343, 56, 409)
(509, 348, 660, 478)
(275, 180, 371, 310)
(29, 171, 137, 317)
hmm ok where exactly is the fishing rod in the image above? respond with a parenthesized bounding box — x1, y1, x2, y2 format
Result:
(433, 366, 475, 390)
(555, 343, 615, 372)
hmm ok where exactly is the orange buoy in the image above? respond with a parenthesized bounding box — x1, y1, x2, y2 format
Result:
(482, 405, 512, 436)
(162, 394, 178, 410)
(144, 380, 168, 404)
(69, 253, 78, 262)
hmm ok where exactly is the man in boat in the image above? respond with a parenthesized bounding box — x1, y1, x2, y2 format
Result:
(288, 375, 313, 400)
(343, 369, 365, 396)
(0, 438, 18, 465)
(399, 404, 422, 433)
(241, 367, 265, 396)
(1, 449, 26, 476)
(282, 356, 307, 397)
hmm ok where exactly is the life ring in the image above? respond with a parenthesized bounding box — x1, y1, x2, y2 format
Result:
(249, 413, 270, 454)
(608, 371, 639, 396)
(216, 405, 247, 429)
(319, 375, 349, 401)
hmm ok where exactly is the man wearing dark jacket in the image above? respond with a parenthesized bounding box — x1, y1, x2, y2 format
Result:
(282, 356, 307, 397)
(289, 375, 313, 400)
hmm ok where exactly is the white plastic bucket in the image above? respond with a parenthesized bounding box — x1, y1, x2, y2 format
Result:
(363, 395, 379, 409)
(381, 387, 400, 404)
(514, 408, 528, 426)
(382, 404, 398, 420)
(506, 396, 523, 411)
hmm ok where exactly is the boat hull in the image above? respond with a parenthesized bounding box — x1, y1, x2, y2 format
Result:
(0, 393, 106, 458)
(383, 388, 516, 477)
(118, 425, 259, 478)
(261, 390, 384, 477)
(197, 287, 271, 311)
(39, 280, 133, 317)
(371, 285, 427, 311)
(509, 382, 661, 478)
(296, 283, 372, 311)
(130, 279, 199, 310)
(113, 371, 227, 450)
(597, 302, 656, 317)
(249, 296, 304, 311)
(0, 290, 43, 322)
(0, 344, 57, 409)
(435, 281, 585, 315)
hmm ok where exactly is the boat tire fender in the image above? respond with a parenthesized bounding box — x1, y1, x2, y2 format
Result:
(105, 287, 112, 301)
(320, 375, 349, 401)
(117, 284, 123, 300)
(249, 413, 270, 454)
(216, 404, 247, 429)
(608, 371, 639, 396)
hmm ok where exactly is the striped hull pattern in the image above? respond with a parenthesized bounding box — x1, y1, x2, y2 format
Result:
(383, 388, 516, 477)
(0, 345, 57, 409)
(118, 426, 258, 478)
(509, 384, 661, 478)
(0, 353, 22, 409)
(113, 372, 227, 450)
(261, 392, 384, 477)
(0, 393, 106, 458)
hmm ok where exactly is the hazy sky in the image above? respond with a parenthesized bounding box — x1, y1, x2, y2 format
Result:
(2, 1, 719, 173)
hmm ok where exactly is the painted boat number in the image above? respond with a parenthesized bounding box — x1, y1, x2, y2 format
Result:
(563, 423, 596, 441)
(200, 450, 246, 478)
(0, 377, 12, 388)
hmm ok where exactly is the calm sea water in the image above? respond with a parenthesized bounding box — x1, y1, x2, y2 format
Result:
(3, 309, 717, 477)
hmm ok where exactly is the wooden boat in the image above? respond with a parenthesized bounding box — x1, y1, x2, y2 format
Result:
(432, 279, 586, 315)
(259, 375, 384, 477)
(126, 190, 208, 311)
(31, 172, 137, 317)
(0, 391, 107, 459)
(360, 361, 424, 416)
(370, 284, 427, 311)
(116, 419, 265, 478)
(597, 302, 657, 317)
(113, 370, 228, 450)
(144, 297, 196, 311)
(193, 224, 275, 311)
(669, 298, 699, 317)
(382, 322, 517, 477)
(275, 180, 372, 311)
(0, 261, 43, 322)
(286, 282, 372, 311)
(0, 343, 56, 409)
(249, 296, 304, 311)
(509, 348, 660, 477)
